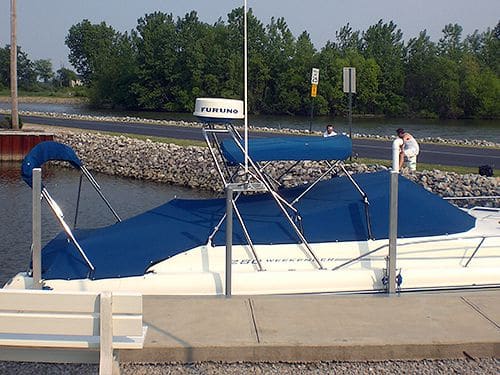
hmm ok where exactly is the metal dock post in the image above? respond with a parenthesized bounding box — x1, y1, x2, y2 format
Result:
(388, 138, 403, 294)
(225, 185, 234, 297)
(32, 168, 42, 289)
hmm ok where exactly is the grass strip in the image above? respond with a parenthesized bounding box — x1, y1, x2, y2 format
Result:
(352, 157, 497, 176)
(92, 130, 207, 147)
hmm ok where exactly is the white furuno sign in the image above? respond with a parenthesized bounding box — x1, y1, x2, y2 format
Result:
(343, 67, 356, 93)
(311, 68, 320, 84)
(193, 98, 244, 120)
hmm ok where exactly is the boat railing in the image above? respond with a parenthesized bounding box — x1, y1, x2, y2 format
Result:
(444, 196, 500, 201)
(203, 123, 328, 271)
(444, 196, 500, 210)
(201, 117, 379, 276)
(467, 206, 500, 212)
(23, 142, 124, 282)
(331, 233, 500, 272)
(31, 169, 95, 288)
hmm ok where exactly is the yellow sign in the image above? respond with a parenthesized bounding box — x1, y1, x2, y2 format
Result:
(311, 84, 317, 97)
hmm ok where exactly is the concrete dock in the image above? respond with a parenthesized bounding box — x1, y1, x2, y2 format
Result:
(121, 289, 500, 363)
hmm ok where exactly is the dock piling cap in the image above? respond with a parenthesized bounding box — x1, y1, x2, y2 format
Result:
(194, 98, 244, 122)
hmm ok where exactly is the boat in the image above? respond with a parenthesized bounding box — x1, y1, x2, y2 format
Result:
(3, 1, 499, 294)
(3, 106, 499, 294)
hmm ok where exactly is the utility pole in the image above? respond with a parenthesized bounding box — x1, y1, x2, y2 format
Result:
(10, 0, 19, 129)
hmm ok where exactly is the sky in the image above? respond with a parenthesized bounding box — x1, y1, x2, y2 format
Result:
(0, 0, 499, 69)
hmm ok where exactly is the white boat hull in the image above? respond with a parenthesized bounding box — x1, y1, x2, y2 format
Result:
(6, 225, 500, 295)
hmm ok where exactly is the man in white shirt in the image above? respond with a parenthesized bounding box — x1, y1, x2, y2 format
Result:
(397, 128, 420, 171)
(323, 124, 337, 137)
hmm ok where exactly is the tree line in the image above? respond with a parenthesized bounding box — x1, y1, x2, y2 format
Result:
(0, 46, 80, 91)
(3, 8, 499, 119)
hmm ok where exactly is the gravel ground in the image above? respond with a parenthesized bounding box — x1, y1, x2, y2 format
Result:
(0, 359, 498, 375)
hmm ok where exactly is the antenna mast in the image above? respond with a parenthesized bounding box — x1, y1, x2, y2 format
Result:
(243, 0, 248, 174)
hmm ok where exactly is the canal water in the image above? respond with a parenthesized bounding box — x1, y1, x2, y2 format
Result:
(1, 102, 499, 142)
(0, 162, 211, 286)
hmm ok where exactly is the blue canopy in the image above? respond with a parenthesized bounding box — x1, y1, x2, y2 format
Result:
(22, 141, 82, 187)
(221, 135, 352, 164)
(39, 171, 475, 281)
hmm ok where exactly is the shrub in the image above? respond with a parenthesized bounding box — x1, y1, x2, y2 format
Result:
(0, 115, 23, 129)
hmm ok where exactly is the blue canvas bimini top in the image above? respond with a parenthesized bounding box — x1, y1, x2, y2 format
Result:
(221, 135, 352, 164)
(40, 171, 475, 281)
(21, 141, 82, 187)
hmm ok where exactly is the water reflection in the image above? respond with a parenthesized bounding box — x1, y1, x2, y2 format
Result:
(0, 162, 211, 285)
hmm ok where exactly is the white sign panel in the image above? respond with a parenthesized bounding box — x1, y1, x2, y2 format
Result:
(311, 68, 320, 84)
(343, 67, 356, 93)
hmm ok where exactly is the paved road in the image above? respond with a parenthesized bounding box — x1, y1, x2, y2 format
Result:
(11, 114, 500, 169)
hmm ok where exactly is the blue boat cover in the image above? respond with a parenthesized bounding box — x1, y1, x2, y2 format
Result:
(22, 141, 82, 187)
(40, 171, 475, 281)
(221, 135, 352, 164)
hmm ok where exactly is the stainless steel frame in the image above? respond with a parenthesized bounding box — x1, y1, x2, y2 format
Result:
(41, 188, 95, 273)
(331, 234, 499, 272)
(29, 163, 124, 278)
(203, 123, 326, 269)
(202, 123, 375, 271)
(81, 166, 121, 223)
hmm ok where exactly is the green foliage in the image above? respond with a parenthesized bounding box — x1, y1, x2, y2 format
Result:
(0, 115, 23, 129)
(66, 20, 118, 85)
(0, 46, 8, 89)
(0, 45, 83, 97)
(131, 12, 178, 110)
(438, 24, 464, 60)
(261, 17, 295, 113)
(54, 67, 78, 87)
(33, 59, 54, 83)
(0, 45, 37, 90)
(478, 21, 500, 76)
(362, 20, 405, 114)
(4, 10, 499, 120)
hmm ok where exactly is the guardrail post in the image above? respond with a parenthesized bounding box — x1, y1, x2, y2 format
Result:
(225, 185, 234, 297)
(32, 168, 42, 289)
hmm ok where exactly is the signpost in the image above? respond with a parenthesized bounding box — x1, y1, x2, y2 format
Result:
(343, 67, 356, 139)
(309, 68, 319, 132)
(310, 84, 317, 97)
(311, 68, 319, 85)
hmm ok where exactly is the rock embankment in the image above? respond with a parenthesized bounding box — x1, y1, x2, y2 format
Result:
(57, 132, 222, 191)
(55, 132, 498, 207)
